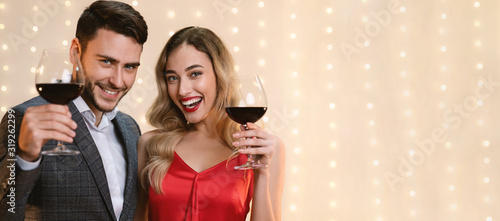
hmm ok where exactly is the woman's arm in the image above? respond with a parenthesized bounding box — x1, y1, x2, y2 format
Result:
(233, 122, 286, 221)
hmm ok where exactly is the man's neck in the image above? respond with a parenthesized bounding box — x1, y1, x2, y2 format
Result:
(81, 95, 104, 127)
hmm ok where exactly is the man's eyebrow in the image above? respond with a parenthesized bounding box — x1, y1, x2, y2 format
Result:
(127, 62, 141, 67)
(96, 54, 118, 63)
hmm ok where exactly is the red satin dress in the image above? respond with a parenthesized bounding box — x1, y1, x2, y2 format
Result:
(148, 152, 254, 221)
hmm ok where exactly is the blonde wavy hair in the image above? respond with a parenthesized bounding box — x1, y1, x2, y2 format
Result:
(143, 26, 240, 194)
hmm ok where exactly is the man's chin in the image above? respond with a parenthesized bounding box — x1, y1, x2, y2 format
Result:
(83, 88, 127, 113)
(94, 100, 120, 112)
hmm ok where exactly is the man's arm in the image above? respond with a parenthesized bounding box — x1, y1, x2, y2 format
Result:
(0, 107, 42, 220)
(0, 102, 77, 219)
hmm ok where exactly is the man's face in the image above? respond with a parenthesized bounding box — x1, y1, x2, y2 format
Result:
(79, 29, 143, 113)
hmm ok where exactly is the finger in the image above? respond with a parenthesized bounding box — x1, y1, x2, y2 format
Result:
(233, 127, 268, 140)
(24, 111, 77, 130)
(237, 146, 273, 157)
(37, 130, 75, 144)
(27, 104, 72, 117)
(36, 120, 77, 138)
(233, 138, 270, 148)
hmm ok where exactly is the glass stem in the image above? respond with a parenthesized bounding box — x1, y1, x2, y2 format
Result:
(243, 124, 255, 163)
(56, 140, 66, 151)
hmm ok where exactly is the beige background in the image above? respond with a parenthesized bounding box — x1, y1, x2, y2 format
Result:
(1, 0, 500, 220)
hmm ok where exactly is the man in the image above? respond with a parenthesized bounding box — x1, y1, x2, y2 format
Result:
(0, 1, 148, 220)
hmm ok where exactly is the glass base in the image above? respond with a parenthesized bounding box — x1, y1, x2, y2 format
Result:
(234, 161, 263, 170)
(41, 145, 80, 155)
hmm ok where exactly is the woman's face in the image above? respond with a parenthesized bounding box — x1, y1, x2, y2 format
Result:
(164, 44, 218, 124)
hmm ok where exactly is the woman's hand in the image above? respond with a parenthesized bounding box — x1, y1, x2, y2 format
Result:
(232, 122, 278, 173)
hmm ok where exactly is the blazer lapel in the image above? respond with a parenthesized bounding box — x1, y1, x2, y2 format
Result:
(68, 102, 116, 220)
(112, 114, 139, 220)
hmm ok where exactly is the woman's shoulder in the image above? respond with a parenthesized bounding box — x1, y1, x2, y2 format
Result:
(138, 129, 163, 148)
(141, 129, 163, 139)
(139, 129, 163, 141)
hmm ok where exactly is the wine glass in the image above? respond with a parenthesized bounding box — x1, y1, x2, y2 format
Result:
(226, 74, 268, 170)
(35, 48, 85, 155)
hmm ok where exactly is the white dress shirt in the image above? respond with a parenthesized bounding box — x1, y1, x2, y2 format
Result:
(17, 96, 127, 220)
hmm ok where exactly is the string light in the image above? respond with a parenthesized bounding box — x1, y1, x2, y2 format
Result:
(483, 140, 490, 147)
(167, 11, 175, 18)
(329, 103, 335, 109)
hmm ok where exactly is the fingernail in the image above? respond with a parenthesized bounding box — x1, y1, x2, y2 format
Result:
(233, 132, 240, 137)
(233, 141, 239, 146)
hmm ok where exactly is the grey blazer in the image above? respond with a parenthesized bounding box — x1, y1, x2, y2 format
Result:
(0, 96, 141, 220)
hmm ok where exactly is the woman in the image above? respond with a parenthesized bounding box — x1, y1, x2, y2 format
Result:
(134, 26, 285, 220)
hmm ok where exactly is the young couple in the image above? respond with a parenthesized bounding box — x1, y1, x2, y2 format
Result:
(0, 1, 285, 220)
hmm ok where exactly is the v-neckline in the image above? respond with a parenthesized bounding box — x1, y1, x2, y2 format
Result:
(174, 151, 235, 174)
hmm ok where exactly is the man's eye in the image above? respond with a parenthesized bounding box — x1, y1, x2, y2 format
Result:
(101, 60, 111, 65)
(125, 65, 137, 70)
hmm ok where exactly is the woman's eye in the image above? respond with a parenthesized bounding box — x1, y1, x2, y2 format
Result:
(191, 71, 202, 77)
(166, 75, 177, 81)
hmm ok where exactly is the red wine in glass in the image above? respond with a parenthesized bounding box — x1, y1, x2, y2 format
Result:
(36, 83, 84, 105)
(35, 48, 85, 155)
(225, 107, 267, 125)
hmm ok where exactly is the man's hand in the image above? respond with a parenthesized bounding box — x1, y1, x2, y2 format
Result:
(18, 104, 77, 161)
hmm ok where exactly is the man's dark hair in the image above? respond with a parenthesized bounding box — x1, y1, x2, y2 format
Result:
(76, 0, 148, 53)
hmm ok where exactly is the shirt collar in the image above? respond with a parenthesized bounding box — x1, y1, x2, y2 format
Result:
(73, 96, 119, 125)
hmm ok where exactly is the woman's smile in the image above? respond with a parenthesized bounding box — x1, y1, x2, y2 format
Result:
(180, 96, 203, 112)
